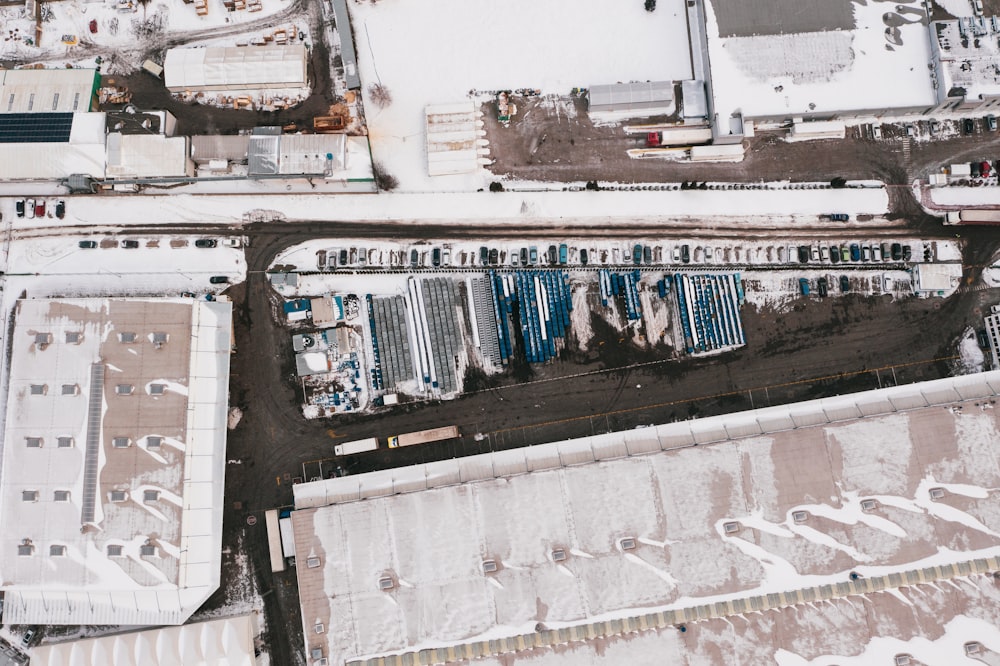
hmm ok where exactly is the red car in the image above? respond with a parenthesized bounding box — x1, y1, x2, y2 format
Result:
(981, 161, 992, 177)
(89, 19, 98, 34)
(34, 200, 45, 218)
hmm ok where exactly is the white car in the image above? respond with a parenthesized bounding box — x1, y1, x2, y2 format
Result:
(25, 198, 35, 219)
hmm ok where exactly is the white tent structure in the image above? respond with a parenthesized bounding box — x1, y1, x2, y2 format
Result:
(29, 613, 258, 666)
(164, 46, 308, 93)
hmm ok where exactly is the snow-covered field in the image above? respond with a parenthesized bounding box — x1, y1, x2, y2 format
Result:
(349, 0, 693, 191)
(704, 0, 936, 122)
(927, 185, 1000, 207)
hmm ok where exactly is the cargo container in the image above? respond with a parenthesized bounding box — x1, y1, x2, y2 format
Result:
(334, 437, 379, 456)
(388, 425, 460, 448)
(265, 509, 285, 572)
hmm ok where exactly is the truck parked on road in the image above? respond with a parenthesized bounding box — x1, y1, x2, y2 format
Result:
(334, 437, 379, 456)
(799, 278, 810, 296)
(388, 425, 460, 448)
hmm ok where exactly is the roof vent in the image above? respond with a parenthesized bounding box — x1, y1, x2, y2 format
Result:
(310, 647, 324, 660)
(35, 332, 52, 347)
(894, 655, 911, 666)
(964, 642, 982, 655)
(860, 499, 878, 512)
(482, 559, 498, 573)
(65, 331, 81, 344)
(140, 544, 157, 557)
(723, 521, 741, 535)
(928, 487, 946, 500)
(619, 537, 637, 551)
(17, 541, 34, 557)
(792, 510, 809, 523)
(378, 576, 395, 590)
(551, 548, 567, 562)
(314, 623, 325, 634)
(306, 556, 321, 568)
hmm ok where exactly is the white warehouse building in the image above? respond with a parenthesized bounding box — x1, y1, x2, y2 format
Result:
(164, 45, 309, 93)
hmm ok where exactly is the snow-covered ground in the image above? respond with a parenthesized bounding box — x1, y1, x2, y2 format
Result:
(704, 0, 936, 122)
(5, 189, 890, 229)
(349, 0, 693, 191)
(927, 185, 1000, 207)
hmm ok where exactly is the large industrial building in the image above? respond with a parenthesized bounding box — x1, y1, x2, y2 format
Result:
(0, 298, 233, 626)
(0, 68, 100, 114)
(290, 370, 1000, 664)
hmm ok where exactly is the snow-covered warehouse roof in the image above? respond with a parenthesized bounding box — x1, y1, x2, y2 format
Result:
(292, 370, 1000, 665)
(278, 133, 346, 175)
(0, 298, 233, 626)
(425, 102, 487, 177)
(0, 68, 100, 114)
(28, 613, 257, 666)
(588, 81, 673, 114)
(106, 133, 193, 179)
(0, 112, 106, 180)
(164, 45, 308, 93)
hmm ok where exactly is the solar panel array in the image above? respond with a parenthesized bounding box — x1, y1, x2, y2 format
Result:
(0, 112, 74, 143)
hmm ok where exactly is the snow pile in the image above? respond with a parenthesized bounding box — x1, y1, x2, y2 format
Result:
(954, 327, 986, 375)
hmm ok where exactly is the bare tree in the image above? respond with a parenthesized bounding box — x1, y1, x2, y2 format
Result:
(368, 83, 393, 109)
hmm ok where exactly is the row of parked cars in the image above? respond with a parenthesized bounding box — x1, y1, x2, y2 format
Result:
(77, 238, 240, 249)
(796, 242, 912, 264)
(15, 198, 64, 219)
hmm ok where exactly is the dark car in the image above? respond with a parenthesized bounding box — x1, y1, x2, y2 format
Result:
(209, 275, 229, 284)
(971, 161, 982, 178)
(891, 243, 902, 261)
(34, 200, 46, 217)
(840, 275, 850, 293)
(849, 243, 860, 261)
(89, 18, 98, 33)
(681, 244, 690, 264)
(580, 248, 589, 266)
(194, 239, 217, 248)
(489, 248, 499, 265)
(548, 245, 558, 265)
(55, 200, 65, 219)
(830, 246, 840, 264)
(817, 277, 828, 297)
(121, 239, 139, 249)
(964, 118, 975, 134)
(881, 242, 891, 260)
(181, 291, 196, 298)
(901, 244, 912, 261)
(978, 329, 991, 348)
(15, 199, 25, 218)
(798, 246, 810, 263)
(432, 248, 441, 267)
(339, 249, 348, 265)
(633, 244, 643, 265)
(829, 213, 849, 222)
(409, 249, 419, 267)
(643, 245, 652, 264)
(520, 248, 528, 265)
(479, 246, 488, 265)
(78, 240, 97, 249)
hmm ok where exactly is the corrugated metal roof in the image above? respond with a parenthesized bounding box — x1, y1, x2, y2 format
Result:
(190, 134, 250, 163)
(164, 45, 307, 92)
(0, 68, 98, 114)
(248, 134, 280, 175)
(278, 133, 345, 175)
(588, 81, 674, 112)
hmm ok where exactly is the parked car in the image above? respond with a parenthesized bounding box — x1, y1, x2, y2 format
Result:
(979, 329, 991, 348)
(891, 242, 902, 261)
(558, 244, 568, 265)
(121, 239, 139, 249)
(34, 200, 45, 217)
(929, 119, 940, 135)
(840, 275, 850, 293)
(798, 246, 809, 263)
(520, 248, 528, 266)
(817, 277, 828, 297)
(799, 278, 810, 296)
(861, 245, 871, 262)
(820, 246, 829, 262)
(78, 240, 97, 249)
(829, 213, 849, 222)
(209, 275, 229, 284)
(510, 251, 519, 267)
(988, 115, 997, 132)
(25, 198, 35, 219)
(15, 199, 24, 217)
(55, 199, 65, 219)
(964, 118, 975, 134)
(181, 291, 196, 298)
(22, 629, 35, 647)
(841, 246, 851, 262)
(489, 248, 499, 265)
(89, 18, 98, 33)
(972, 161, 982, 178)
(873, 245, 882, 261)
(432, 247, 441, 267)
(881, 242, 891, 261)
(830, 246, 840, 264)
(194, 239, 217, 248)
(902, 245, 912, 261)
(580, 248, 589, 266)
(529, 246, 538, 265)
(548, 245, 558, 265)
(633, 244, 643, 265)
(409, 249, 419, 267)
(339, 249, 348, 266)
(672, 246, 681, 262)
(850, 243, 861, 261)
(643, 245, 652, 264)
(981, 161, 992, 177)
(810, 246, 820, 262)
(681, 244, 690, 264)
